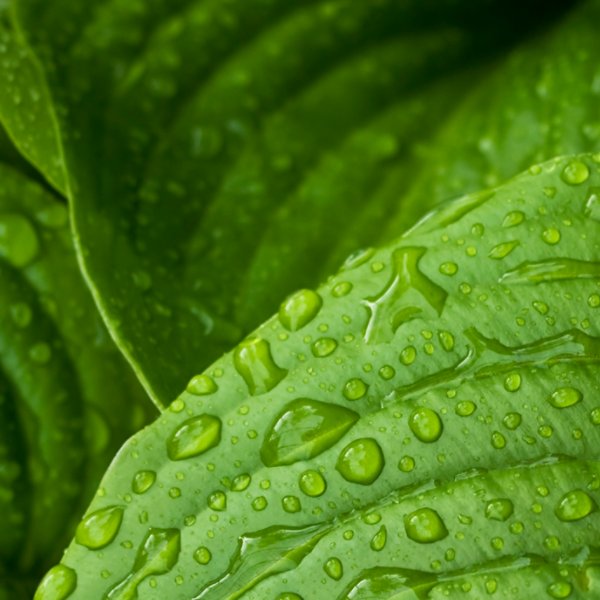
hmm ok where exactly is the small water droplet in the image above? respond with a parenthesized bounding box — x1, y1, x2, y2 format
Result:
(503, 412, 522, 430)
(548, 387, 582, 409)
(75, 506, 124, 550)
(455, 401, 476, 417)
(502, 211, 525, 227)
(491, 431, 506, 449)
(409, 407, 443, 443)
(555, 489, 597, 521)
(400, 346, 416, 365)
(279, 289, 322, 331)
(167, 414, 222, 461)
(0, 213, 39, 267)
(208, 491, 227, 511)
(233, 337, 287, 395)
(542, 228, 561, 245)
(34, 564, 77, 600)
(404, 508, 448, 543)
(438, 330, 455, 351)
(398, 455, 415, 472)
(588, 293, 600, 308)
(311, 337, 337, 357)
(561, 159, 590, 185)
(299, 470, 326, 497)
(251, 496, 267, 511)
(343, 378, 368, 401)
(132, 471, 156, 495)
(186, 374, 218, 396)
(336, 437, 384, 485)
(489, 240, 519, 259)
(331, 281, 353, 297)
(370, 525, 387, 551)
(231, 473, 251, 492)
(324, 557, 343, 580)
(439, 262, 458, 276)
(378, 365, 395, 380)
(485, 498, 514, 521)
(547, 581, 573, 598)
(282, 495, 301, 513)
(504, 373, 522, 392)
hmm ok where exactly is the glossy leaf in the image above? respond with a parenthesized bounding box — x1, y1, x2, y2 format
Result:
(0, 0, 575, 404)
(50, 155, 600, 598)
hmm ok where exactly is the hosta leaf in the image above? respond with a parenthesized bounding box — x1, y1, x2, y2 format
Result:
(0, 0, 573, 404)
(47, 155, 600, 598)
(0, 139, 154, 585)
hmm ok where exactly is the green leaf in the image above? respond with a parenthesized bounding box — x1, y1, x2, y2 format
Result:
(0, 0, 573, 404)
(48, 154, 600, 598)
(0, 141, 155, 578)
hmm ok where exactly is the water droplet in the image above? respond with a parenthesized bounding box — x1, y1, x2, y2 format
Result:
(279, 289, 322, 331)
(378, 365, 395, 380)
(107, 528, 181, 599)
(485, 498, 514, 521)
(370, 525, 387, 551)
(455, 401, 476, 417)
(491, 431, 506, 449)
(404, 508, 448, 543)
(251, 496, 267, 511)
(282, 495, 301, 513)
(75, 506, 124, 550)
(299, 470, 326, 497)
(208, 491, 227, 511)
(533, 300, 549, 314)
(503, 412, 522, 430)
(231, 473, 251, 492)
(409, 407, 443, 443)
(502, 211, 525, 227)
(588, 293, 600, 308)
(547, 581, 573, 598)
(439, 262, 458, 276)
(343, 378, 368, 401)
(336, 437, 384, 485)
(555, 489, 597, 521)
(35, 564, 77, 600)
(29, 342, 52, 364)
(186, 374, 218, 396)
(561, 159, 590, 185)
(590, 408, 600, 425)
(311, 337, 337, 357)
(398, 455, 415, 472)
(132, 471, 156, 494)
(0, 213, 39, 267)
(548, 387, 582, 409)
(276, 594, 303, 600)
(132, 270, 152, 291)
(332, 281, 353, 297)
(324, 557, 343, 580)
(10, 302, 32, 327)
(260, 398, 358, 467)
(169, 487, 181, 499)
(542, 228, 561, 245)
(233, 337, 287, 395)
(167, 414, 222, 461)
(400, 346, 416, 365)
(438, 330, 455, 351)
(489, 240, 519, 259)
(504, 373, 521, 392)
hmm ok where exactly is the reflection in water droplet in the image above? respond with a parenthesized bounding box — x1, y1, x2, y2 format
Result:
(233, 337, 287, 395)
(34, 564, 77, 600)
(404, 508, 448, 543)
(548, 387, 582, 409)
(132, 471, 156, 495)
(561, 159, 589, 185)
(555, 489, 597, 521)
(75, 506, 124, 550)
(336, 438, 384, 485)
(279, 289, 322, 331)
(324, 557, 343, 580)
(299, 470, 326, 497)
(167, 414, 222, 461)
(409, 407, 443, 443)
(0, 212, 40, 267)
(107, 528, 181, 599)
(186, 374, 218, 396)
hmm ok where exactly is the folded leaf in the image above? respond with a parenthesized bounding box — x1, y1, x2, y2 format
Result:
(47, 155, 600, 598)
(0, 0, 573, 404)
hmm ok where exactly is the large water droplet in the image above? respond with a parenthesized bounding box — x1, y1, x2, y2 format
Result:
(336, 438, 384, 485)
(233, 337, 287, 395)
(34, 564, 77, 600)
(186, 374, 218, 396)
(324, 557, 343, 580)
(408, 407, 443, 443)
(75, 506, 124, 550)
(547, 581, 573, 598)
(0, 212, 39, 267)
(485, 498, 514, 522)
(107, 528, 181, 599)
(279, 289, 322, 331)
(261, 398, 358, 467)
(404, 508, 448, 543)
(299, 470, 326, 497)
(555, 489, 597, 521)
(547, 387, 582, 409)
(561, 160, 589, 185)
(167, 414, 222, 461)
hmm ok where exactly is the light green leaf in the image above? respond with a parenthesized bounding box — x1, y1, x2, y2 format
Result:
(48, 155, 600, 598)
(0, 0, 572, 404)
